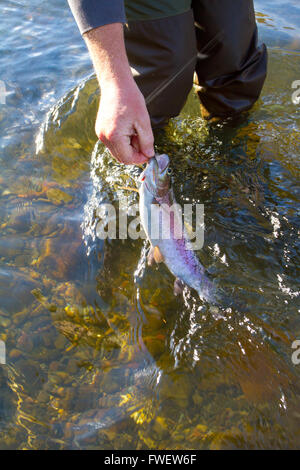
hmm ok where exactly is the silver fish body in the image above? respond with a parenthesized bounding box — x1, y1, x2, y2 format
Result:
(139, 154, 216, 303)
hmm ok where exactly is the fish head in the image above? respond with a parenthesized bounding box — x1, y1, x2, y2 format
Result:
(140, 154, 171, 198)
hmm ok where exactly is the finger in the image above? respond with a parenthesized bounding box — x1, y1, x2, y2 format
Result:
(130, 136, 150, 164)
(105, 134, 148, 165)
(130, 150, 150, 165)
(128, 134, 150, 164)
(98, 135, 122, 163)
(131, 134, 140, 152)
(134, 119, 155, 158)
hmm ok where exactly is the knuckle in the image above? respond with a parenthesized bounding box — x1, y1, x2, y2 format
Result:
(106, 129, 118, 142)
(96, 123, 106, 142)
(97, 130, 106, 142)
(97, 127, 117, 144)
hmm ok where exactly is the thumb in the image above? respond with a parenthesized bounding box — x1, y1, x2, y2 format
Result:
(134, 120, 155, 158)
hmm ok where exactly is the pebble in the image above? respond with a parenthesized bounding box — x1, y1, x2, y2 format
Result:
(54, 334, 67, 350)
(0, 315, 11, 328)
(9, 349, 23, 359)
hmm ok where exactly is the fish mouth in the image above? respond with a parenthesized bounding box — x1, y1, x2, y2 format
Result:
(155, 154, 170, 173)
(141, 154, 170, 197)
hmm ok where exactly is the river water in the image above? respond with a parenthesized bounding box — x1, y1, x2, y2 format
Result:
(0, 0, 299, 449)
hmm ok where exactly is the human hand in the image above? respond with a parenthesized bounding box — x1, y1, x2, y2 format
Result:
(96, 79, 154, 165)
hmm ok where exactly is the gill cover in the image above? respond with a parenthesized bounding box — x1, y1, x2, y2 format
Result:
(140, 154, 171, 197)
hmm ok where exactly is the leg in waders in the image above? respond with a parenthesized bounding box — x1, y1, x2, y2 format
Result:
(123, 0, 267, 126)
(192, 0, 267, 122)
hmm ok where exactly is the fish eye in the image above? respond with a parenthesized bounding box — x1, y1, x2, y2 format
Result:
(167, 167, 172, 175)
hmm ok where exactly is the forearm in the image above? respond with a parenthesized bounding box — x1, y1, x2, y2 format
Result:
(68, 2, 154, 164)
(83, 23, 133, 90)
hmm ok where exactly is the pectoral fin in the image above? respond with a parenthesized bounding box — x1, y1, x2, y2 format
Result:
(147, 245, 164, 265)
(153, 246, 164, 263)
(147, 246, 155, 266)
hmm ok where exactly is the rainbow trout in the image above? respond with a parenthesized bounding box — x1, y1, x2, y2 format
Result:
(139, 154, 217, 303)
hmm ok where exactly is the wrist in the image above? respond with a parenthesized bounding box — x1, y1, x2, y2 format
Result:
(98, 65, 135, 92)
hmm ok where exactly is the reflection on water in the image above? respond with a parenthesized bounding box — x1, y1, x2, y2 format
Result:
(0, 1, 300, 450)
(255, 0, 300, 49)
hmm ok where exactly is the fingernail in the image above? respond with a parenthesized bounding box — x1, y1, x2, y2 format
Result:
(145, 149, 154, 158)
